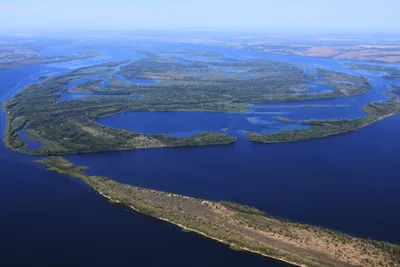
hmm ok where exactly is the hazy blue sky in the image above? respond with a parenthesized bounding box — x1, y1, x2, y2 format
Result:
(1, 0, 399, 32)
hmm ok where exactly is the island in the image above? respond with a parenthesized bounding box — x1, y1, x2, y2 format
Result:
(3, 56, 374, 155)
(38, 157, 400, 267)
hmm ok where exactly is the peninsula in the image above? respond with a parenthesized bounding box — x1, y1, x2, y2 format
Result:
(38, 157, 400, 267)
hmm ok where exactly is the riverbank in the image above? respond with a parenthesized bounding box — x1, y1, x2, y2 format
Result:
(38, 157, 400, 267)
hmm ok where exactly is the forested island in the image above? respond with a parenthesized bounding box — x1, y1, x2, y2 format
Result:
(38, 157, 400, 267)
(247, 98, 400, 143)
(3, 56, 375, 155)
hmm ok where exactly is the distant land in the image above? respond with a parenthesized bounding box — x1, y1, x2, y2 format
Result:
(234, 43, 400, 63)
(102, 32, 400, 63)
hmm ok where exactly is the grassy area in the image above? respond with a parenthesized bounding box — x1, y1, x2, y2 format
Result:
(248, 97, 400, 143)
(38, 157, 400, 267)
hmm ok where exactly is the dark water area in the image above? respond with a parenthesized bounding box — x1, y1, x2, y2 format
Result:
(1, 39, 400, 266)
(71, 114, 400, 243)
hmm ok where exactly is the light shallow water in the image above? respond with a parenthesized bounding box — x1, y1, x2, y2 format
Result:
(1, 40, 400, 267)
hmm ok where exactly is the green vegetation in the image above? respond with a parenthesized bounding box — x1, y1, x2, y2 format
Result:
(248, 98, 400, 143)
(220, 201, 266, 216)
(3, 56, 374, 155)
(316, 69, 371, 96)
(38, 157, 400, 267)
(116, 57, 371, 102)
(3, 61, 236, 155)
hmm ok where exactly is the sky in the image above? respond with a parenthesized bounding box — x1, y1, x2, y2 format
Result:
(1, 0, 399, 32)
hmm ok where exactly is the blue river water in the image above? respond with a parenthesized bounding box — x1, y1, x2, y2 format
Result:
(1, 39, 400, 266)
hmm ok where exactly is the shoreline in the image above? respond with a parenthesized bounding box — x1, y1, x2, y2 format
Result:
(248, 99, 400, 144)
(96, 191, 303, 267)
